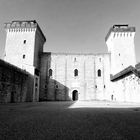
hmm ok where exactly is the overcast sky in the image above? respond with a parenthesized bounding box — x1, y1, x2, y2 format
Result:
(0, 0, 140, 62)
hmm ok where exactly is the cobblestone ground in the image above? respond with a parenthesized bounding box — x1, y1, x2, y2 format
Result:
(0, 101, 140, 140)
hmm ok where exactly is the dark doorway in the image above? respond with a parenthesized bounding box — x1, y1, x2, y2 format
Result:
(72, 90, 78, 101)
(11, 92, 15, 103)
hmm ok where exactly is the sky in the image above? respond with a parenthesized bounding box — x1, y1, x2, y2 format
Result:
(0, 0, 140, 62)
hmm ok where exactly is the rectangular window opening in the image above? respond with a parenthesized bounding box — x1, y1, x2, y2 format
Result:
(23, 55, 25, 59)
(23, 40, 26, 44)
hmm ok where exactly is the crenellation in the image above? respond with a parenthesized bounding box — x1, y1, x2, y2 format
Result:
(1, 20, 140, 103)
(5, 20, 38, 29)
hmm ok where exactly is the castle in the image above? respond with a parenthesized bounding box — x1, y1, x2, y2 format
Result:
(1, 20, 140, 103)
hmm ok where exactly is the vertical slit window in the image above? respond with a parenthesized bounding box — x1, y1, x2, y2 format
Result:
(23, 40, 26, 44)
(23, 55, 25, 59)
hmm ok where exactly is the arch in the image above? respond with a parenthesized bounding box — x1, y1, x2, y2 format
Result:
(74, 69, 78, 77)
(49, 69, 53, 77)
(72, 90, 78, 101)
(97, 69, 101, 77)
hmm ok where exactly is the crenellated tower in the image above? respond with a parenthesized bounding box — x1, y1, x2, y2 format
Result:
(105, 25, 136, 75)
(4, 20, 46, 75)
(4, 20, 46, 101)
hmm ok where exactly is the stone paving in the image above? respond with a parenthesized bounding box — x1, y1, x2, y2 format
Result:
(0, 101, 140, 140)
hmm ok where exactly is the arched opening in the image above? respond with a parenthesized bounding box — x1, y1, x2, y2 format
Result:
(49, 69, 53, 77)
(97, 69, 101, 77)
(74, 69, 78, 77)
(72, 90, 78, 101)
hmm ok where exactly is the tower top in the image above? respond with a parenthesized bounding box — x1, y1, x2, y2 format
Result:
(4, 20, 46, 42)
(105, 24, 135, 42)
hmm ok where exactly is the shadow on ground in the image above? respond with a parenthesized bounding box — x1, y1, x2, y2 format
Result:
(0, 101, 140, 140)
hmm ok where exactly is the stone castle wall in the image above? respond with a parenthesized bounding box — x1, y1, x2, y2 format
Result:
(110, 65, 140, 103)
(0, 59, 34, 103)
(40, 53, 112, 101)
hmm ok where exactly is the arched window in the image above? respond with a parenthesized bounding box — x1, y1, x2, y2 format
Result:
(49, 69, 53, 77)
(97, 69, 101, 77)
(74, 69, 78, 77)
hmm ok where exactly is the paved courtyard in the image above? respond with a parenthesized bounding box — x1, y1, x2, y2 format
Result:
(0, 101, 140, 140)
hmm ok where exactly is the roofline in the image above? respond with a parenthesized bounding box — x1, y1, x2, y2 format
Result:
(105, 25, 135, 42)
(0, 59, 31, 76)
(110, 65, 140, 81)
(4, 20, 46, 42)
(41, 52, 111, 56)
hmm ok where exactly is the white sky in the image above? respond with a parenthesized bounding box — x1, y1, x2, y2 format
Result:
(0, 0, 140, 62)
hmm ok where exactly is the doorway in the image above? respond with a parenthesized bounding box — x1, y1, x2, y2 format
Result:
(11, 92, 15, 103)
(72, 90, 78, 101)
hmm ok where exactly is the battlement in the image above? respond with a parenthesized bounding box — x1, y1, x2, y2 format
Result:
(105, 24, 135, 42)
(5, 20, 37, 29)
(4, 20, 46, 41)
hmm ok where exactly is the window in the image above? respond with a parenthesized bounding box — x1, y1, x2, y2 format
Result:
(49, 69, 53, 77)
(23, 40, 26, 44)
(45, 85, 47, 88)
(23, 54, 25, 59)
(74, 69, 78, 77)
(97, 69, 101, 77)
(35, 78, 38, 87)
(55, 85, 58, 89)
(95, 85, 97, 88)
(104, 85, 106, 88)
(99, 58, 101, 62)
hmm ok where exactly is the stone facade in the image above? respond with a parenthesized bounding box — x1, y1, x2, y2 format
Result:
(3, 20, 46, 102)
(40, 53, 112, 101)
(110, 65, 140, 102)
(1, 21, 140, 103)
(106, 25, 136, 75)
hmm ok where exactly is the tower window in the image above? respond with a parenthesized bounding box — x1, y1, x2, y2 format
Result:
(95, 85, 97, 88)
(104, 85, 106, 88)
(97, 69, 101, 77)
(23, 55, 25, 59)
(49, 69, 53, 77)
(74, 69, 78, 77)
(23, 40, 26, 44)
(119, 53, 120, 56)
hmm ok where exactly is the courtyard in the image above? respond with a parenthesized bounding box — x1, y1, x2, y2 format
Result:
(0, 101, 140, 140)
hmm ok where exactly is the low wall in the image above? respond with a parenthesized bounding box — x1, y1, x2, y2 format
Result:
(0, 59, 34, 103)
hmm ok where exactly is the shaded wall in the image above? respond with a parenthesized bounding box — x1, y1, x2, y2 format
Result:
(39, 53, 70, 101)
(0, 59, 34, 103)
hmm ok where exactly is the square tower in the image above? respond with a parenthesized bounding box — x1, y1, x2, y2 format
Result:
(4, 20, 46, 75)
(105, 25, 136, 75)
